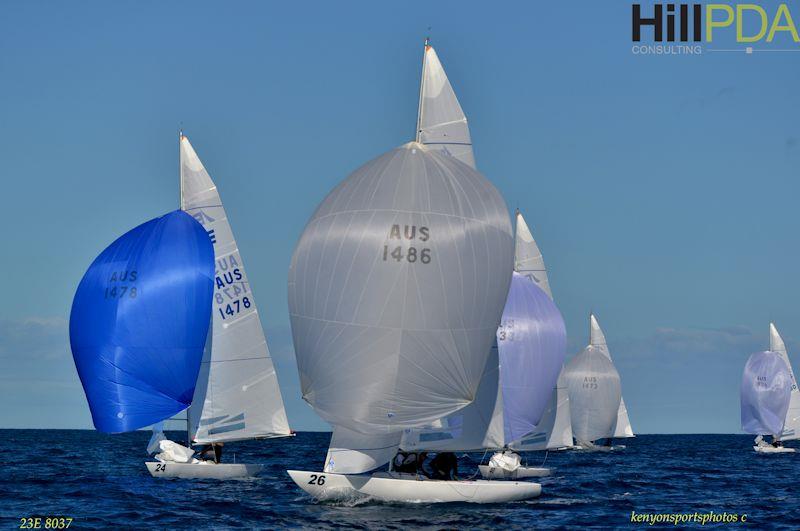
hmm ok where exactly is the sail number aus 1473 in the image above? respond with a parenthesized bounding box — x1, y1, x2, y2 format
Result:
(382, 224, 431, 264)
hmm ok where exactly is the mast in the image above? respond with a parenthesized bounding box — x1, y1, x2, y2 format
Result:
(179, 128, 185, 211)
(415, 37, 429, 142)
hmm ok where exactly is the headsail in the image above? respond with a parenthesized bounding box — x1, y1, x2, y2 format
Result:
(514, 211, 552, 299)
(589, 314, 634, 438)
(70, 211, 214, 433)
(288, 142, 513, 435)
(769, 323, 800, 441)
(181, 135, 291, 443)
(741, 350, 792, 436)
(416, 42, 475, 169)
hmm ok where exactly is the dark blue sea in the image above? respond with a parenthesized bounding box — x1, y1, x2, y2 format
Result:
(2, 431, 798, 529)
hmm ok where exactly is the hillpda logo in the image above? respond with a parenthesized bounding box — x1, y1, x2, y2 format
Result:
(631, 3, 800, 55)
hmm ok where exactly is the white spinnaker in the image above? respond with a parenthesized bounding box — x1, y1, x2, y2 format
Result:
(514, 211, 552, 299)
(324, 427, 401, 474)
(564, 344, 622, 443)
(590, 314, 634, 438)
(511, 369, 573, 451)
(288, 142, 513, 436)
(417, 44, 475, 169)
(770, 323, 800, 441)
(399, 344, 505, 452)
(180, 135, 291, 443)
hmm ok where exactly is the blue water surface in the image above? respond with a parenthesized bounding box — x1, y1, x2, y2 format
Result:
(1, 431, 797, 529)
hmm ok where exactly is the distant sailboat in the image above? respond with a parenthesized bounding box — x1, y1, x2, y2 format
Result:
(563, 314, 634, 450)
(743, 324, 798, 454)
(146, 134, 293, 479)
(769, 323, 800, 443)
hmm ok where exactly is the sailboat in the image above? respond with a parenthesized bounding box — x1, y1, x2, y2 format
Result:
(504, 211, 574, 454)
(285, 40, 544, 502)
(145, 134, 293, 478)
(70, 212, 214, 452)
(743, 323, 799, 454)
(563, 314, 634, 451)
(401, 42, 569, 481)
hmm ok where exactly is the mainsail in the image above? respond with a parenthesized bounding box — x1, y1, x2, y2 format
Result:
(416, 41, 475, 169)
(564, 315, 623, 444)
(180, 135, 291, 443)
(288, 142, 513, 437)
(769, 323, 800, 441)
(741, 350, 792, 436)
(514, 211, 552, 299)
(70, 211, 214, 433)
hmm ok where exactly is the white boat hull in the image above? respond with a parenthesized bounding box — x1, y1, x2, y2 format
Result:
(286, 470, 541, 504)
(754, 446, 796, 454)
(146, 461, 264, 479)
(478, 465, 551, 479)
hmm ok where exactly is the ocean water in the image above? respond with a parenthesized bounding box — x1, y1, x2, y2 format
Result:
(2, 430, 798, 529)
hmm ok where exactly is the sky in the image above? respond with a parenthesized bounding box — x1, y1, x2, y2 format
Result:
(1, 1, 799, 434)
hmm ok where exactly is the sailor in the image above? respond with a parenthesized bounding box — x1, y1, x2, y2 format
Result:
(772, 437, 783, 448)
(198, 442, 224, 463)
(428, 452, 459, 480)
(393, 451, 424, 473)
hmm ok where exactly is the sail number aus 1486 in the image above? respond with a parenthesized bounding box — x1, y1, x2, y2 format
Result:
(382, 224, 432, 264)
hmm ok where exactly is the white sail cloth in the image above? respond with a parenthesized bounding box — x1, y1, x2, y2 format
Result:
(324, 426, 401, 474)
(399, 345, 505, 452)
(511, 369, 573, 451)
(589, 315, 634, 438)
(289, 142, 513, 435)
(513, 211, 552, 299)
(564, 344, 622, 443)
(770, 323, 800, 441)
(180, 135, 291, 443)
(417, 45, 475, 169)
(741, 350, 792, 436)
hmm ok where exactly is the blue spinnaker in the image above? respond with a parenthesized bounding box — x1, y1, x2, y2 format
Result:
(70, 210, 214, 433)
(497, 272, 567, 445)
(741, 350, 792, 436)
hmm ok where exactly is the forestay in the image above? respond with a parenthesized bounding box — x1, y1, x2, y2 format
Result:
(417, 43, 475, 169)
(741, 350, 792, 436)
(288, 142, 513, 435)
(770, 323, 800, 441)
(180, 135, 291, 443)
(69, 211, 214, 433)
